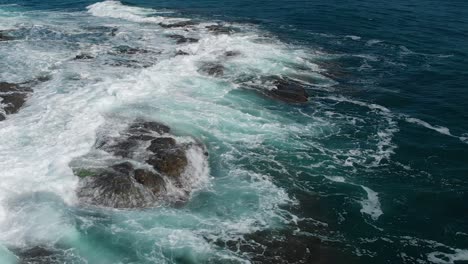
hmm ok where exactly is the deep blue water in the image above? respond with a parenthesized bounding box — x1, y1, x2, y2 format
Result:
(1, 0, 467, 263)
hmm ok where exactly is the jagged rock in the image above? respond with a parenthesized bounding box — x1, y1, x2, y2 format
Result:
(199, 63, 224, 77)
(160, 21, 196, 28)
(168, 34, 199, 44)
(0, 82, 33, 121)
(206, 24, 235, 35)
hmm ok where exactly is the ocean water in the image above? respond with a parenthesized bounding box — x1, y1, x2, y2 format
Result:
(0, 0, 467, 263)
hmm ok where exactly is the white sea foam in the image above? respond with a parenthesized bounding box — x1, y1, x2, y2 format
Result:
(360, 186, 383, 220)
(428, 249, 468, 264)
(87, 0, 187, 24)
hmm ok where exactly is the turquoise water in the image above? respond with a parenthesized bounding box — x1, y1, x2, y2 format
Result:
(0, 0, 467, 263)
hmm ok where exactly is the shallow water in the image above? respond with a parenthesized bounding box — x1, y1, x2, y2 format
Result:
(0, 0, 467, 263)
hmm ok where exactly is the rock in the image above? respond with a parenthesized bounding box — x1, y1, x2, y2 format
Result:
(199, 63, 224, 77)
(134, 169, 166, 194)
(112, 45, 149, 55)
(110, 27, 118, 36)
(168, 34, 199, 44)
(176, 50, 189, 56)
(0, 31, 14, 41)
(74, 120, 205, 208)
(266, 77, 309, 103)
(225, 51, 240, 57)
(206, 24, 234, 35)
(147, 137, 177, 152)
(0, 82, 33, 121)
(13, 246, 60, 264)
(146, 138, 188, 178)
(129, 120, 171, 135)
(218, 230, 354, 264)
(160, 21, 196, 28)
(74, 53, 94, 60)
(78, 169, 153, 208)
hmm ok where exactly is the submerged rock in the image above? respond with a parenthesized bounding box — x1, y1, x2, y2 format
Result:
(0, 31, 14, 41)
(267, 77, 309, 103)
(112, 45, 150, 55)
(206, 24, 235, 35)
(168, 34, 199, 44)
(74, 53, 94, 60)
(176, 50, 190, 56)
(246, 76, 309, 103)
(225, 50, 241, 57)
(160, 21, 196, 28)
(218, 230, 355, 264)
(199, 63, 224, 77)
(0, 82, 33, 121)
(74, 120, 208, 208)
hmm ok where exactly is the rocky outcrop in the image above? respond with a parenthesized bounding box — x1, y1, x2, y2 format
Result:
(74, 120, 208, 208)
(0, 82, 33, 121)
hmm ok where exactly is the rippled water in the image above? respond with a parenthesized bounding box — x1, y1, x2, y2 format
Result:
(0, 0, 467, 263)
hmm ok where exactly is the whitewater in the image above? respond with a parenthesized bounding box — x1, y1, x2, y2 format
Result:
(1, 1, 467, 263)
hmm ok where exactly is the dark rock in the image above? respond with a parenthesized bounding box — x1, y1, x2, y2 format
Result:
(74, 53, 94, 60)
(146, 138, 188, 178)
(206, 24, 234, 35)
(160, 21, 196, 28)
(134, 169, 166, 194)
(176, 50, 189, 56)
(225, 51, 240, 57)
(111, 162, 134, 174)
(106, 59, 153, 68)
(168, 34, 199, 44)
(0, 82, 33, 121)
(12, 246, 61, 264)
(78, 170, 153, 208)
(111, 139, 138, 158)
(112, 45, 149, 55)
(147, 137, 177, 152)
(128, 134, 156, 141)
(266, 77, 309, 103)
(219, 230, 354, 264)
(110, 27, 118, 36)
(0, 31, 14, 41)
(75, 119, 206, 208)
(199, 63, 224, 77)
(129, 120, 171, 135)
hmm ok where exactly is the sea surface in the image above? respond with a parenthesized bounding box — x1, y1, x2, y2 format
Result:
(1, 0, 467, 263)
